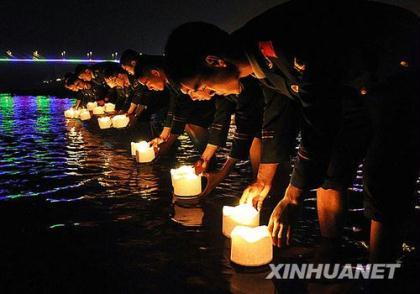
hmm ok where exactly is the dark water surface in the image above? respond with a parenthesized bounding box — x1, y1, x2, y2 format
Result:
(0, 95, 419, 293)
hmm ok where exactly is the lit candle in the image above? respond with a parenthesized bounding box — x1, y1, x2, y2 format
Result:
(79, 109, 91, 120)
(135, 141, 155, 163)
(104, 103, 116, 113)
(170, 166, 202, 197)
(222, 204, 259, 238)
(230, 225, 273, 267)
(92, 106, 105, 115)
(86, 102, 97, 111)
(111, 115, 130, 128)
(64, 108, 75, 118)
(98, 117, 112, 129)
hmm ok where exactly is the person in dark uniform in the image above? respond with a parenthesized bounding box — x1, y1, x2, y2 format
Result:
(164, 1, 420, 264)
(103, 67, 143, 115)
(180, 77, 269, 196)
(133, 54, 216, 156)
(64, 75, 105, 108)
(75, 62, 119, 105)
(104, 66, 170, 138)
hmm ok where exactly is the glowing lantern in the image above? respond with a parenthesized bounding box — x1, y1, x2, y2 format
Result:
(230, 226, 273, 266)
(131, 142, 140, 156)
(86, 102, 97, 111)
(111, 115, 129, 128)
(72, 109, 81, 119)
(170, 166, 202, 197)
(79, 109, 91, 121)
(135, 141, 155, 163)
(92, 106, 105, 115)
(104, 103, 116, 113)
(98, 117, 112, 129)
(222, 204, 259, 238)
(64, 108, 75, 118)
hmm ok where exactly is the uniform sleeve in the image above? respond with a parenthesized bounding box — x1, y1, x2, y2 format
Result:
(229, 82, 265, 160)
(208, 97, 236, 147)
(163, 93, 176, 128)
(289, 91, 342, 190)
(104, 87, 117, 103)
(170, 94, 189, 135)
(260, 86, 299, 164)
(131, 85, 147, 106)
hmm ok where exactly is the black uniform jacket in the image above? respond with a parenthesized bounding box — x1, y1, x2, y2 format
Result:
(232, 0, 419, 188)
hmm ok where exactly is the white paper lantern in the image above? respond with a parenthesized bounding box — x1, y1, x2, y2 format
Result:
(170, 166, 202, 197)
(230, 226, 273, 266)
(104, 103, 116, 113)
(93, 106, 105, 115)
(86, 102, 97, 111)
(64, 108, 75, 118)
(135, 141, 155, 163)
(73, 109, 81, 118)
(222, 204, 259, 238)
(111, 115, 130, 128)
(79, 109, 91, 121)
(98, 117, 112, 129)
(130, 142, 139, 156)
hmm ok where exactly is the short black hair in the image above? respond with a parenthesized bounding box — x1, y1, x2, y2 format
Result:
(103, 66, 128, 79)
(134, 54, 165, 79)
(74, 64, 90, 76)
(164, 22, 233, 84)
(64, 74, 79, 87)
(120, 49, 140, 66)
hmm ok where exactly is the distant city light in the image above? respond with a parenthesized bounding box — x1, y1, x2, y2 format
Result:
(0, 58, 117, 63)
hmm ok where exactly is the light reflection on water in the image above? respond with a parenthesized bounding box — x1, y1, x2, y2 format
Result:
(0, 95, 418, 293)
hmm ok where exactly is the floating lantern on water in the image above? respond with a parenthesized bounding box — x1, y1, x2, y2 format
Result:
(93, 106, 105, 115)
(79, 109, 91, 121)
(104, 103, 116, 113)
(98, 117, 112, 129)
(111, 115, 130, 128)
(170, 166, 202, 197)
(135, 141, 155, 163)
(230, 225, 273, 266)
(131, 142, 140, 156)
(222, 204, 259, 238)
(86, 102, 97, 111)
(73, 109, 81, 118)
(64, 108, 75, 118)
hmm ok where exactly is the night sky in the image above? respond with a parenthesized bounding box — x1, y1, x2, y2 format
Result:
(0, 0, 287, 59)
(0, 0, 418, 91)
(1, 0, 418, 59)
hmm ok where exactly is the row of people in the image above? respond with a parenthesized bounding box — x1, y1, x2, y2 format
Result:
(64, 1, 420, 269)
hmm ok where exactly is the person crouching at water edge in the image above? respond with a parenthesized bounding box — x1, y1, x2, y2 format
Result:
(164, 0, 420, 266)
(75, 62, 120, 104)
(133, 54, 217, 163)
(64, 74, 107, 109)
(103, 67, 146, 119)
(177, 72, 291, 197)
(104, 66, 173, 139)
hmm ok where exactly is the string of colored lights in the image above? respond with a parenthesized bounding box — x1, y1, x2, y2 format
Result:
(0, 58, 118, 63)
